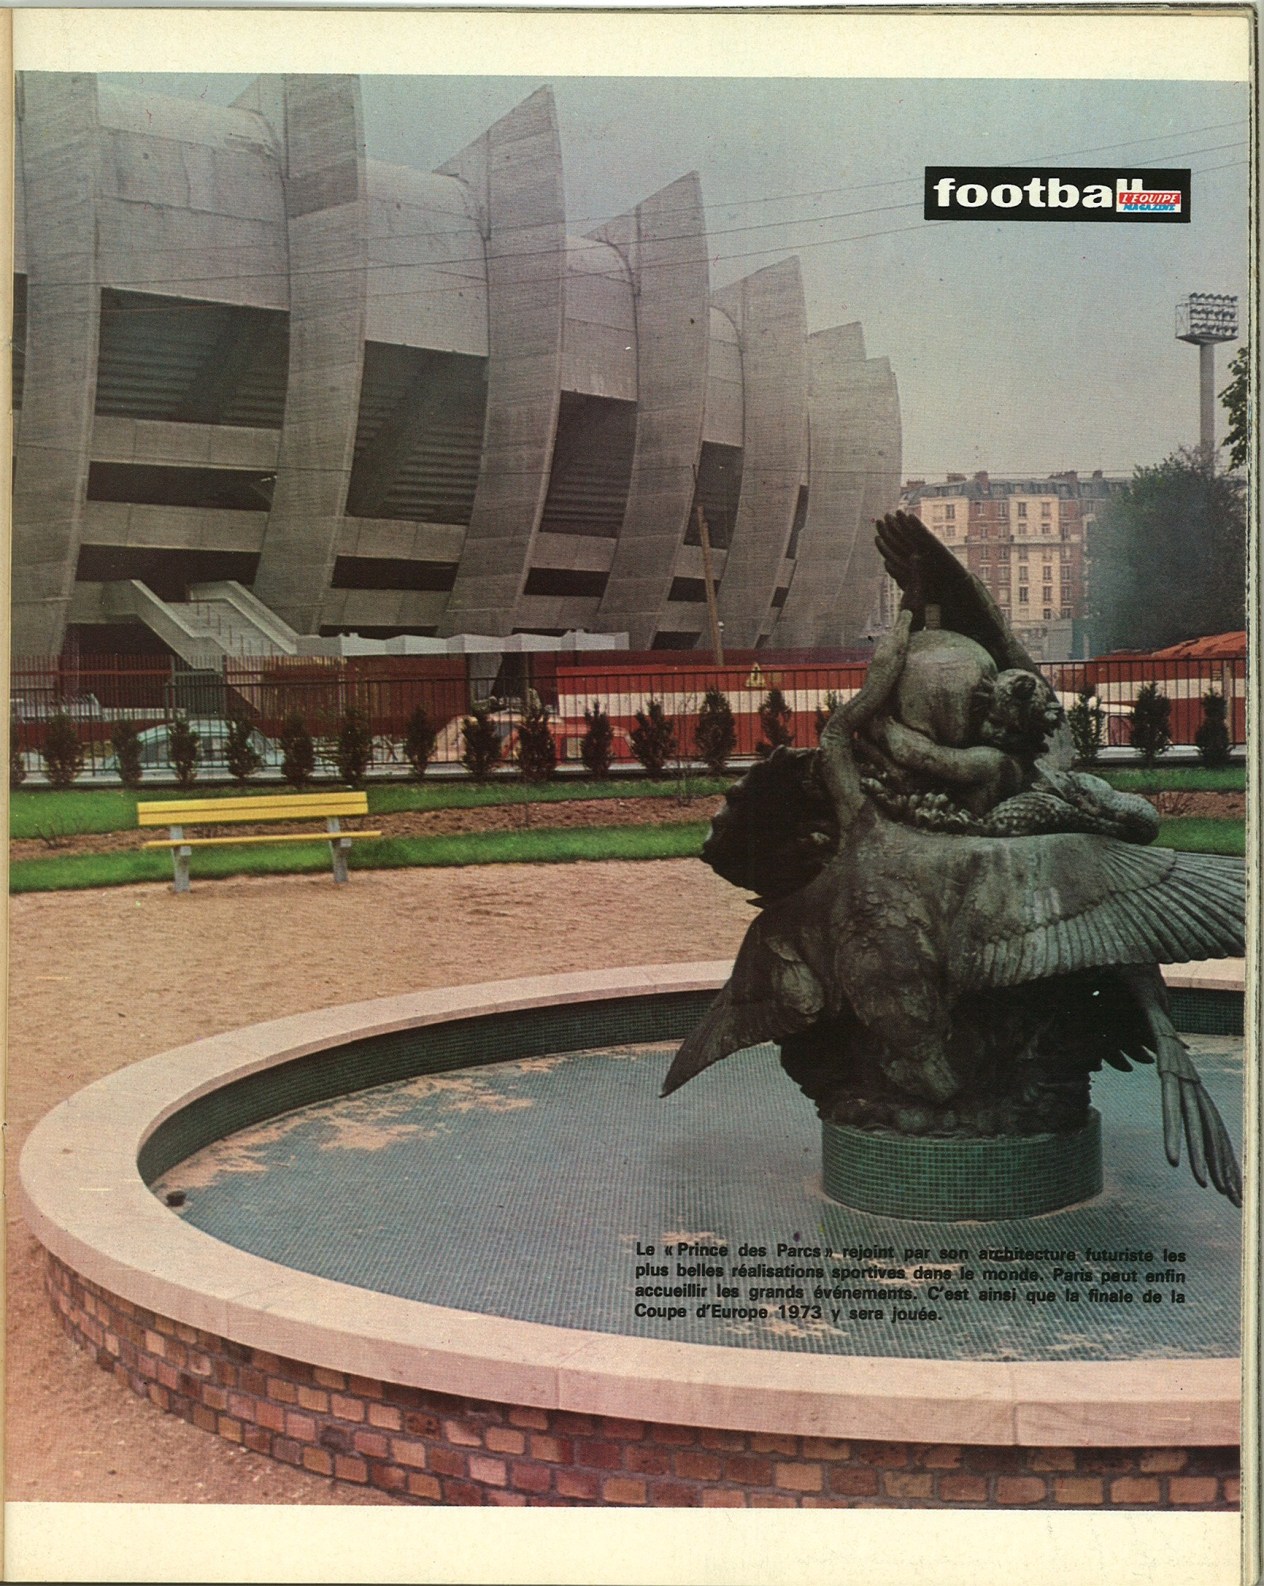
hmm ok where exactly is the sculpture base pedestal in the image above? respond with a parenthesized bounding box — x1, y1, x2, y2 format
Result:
(822, 1109, 1103, 1220)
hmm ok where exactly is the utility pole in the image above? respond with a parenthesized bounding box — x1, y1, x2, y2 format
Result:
(693, 493, 725, 667)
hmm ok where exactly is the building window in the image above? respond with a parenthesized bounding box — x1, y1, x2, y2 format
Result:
(1018, 566, 1029, 583)
(1041, 501, 1052, 517)
(1018, 587, 1029, 603)
(1043, 608, 1053, 620)
(944, 504, 955, 520)
(1061, 606, 1072, 619)
(1018, 546, 1028, 561)
(1017, 501, 1028, 518)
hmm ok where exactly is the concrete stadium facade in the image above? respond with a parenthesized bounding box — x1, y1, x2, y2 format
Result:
(12, 74, 902, 658)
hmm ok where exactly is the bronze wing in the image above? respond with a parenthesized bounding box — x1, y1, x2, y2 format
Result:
(876, 509, 1040, 674)
(947, 838, 1245, 990)
(660, 912, 825, 1097)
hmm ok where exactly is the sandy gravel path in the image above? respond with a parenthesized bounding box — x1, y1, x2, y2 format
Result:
(6, 860, 751, 1504)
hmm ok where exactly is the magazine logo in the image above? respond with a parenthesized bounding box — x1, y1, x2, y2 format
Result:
(924, 167, 1190, 223)
(1117, 188, 1182, 213)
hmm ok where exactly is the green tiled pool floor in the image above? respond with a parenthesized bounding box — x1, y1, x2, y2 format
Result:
(154, 1035, 1243, 1362)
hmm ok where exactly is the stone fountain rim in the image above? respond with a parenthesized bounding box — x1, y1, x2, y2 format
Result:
(19, 961, 1243, 1448)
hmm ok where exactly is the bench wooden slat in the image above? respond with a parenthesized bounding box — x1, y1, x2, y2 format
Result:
(143, 831, 382, 850)
(137, 792, 369, 827)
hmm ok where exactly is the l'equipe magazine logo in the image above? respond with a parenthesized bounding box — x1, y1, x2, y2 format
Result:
(924, 167, 1191, 223)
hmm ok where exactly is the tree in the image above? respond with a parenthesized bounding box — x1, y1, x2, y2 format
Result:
(694, 688, 737, 775)
(515, 693, 557, 783)
(1066, 688, 1105, 766)
(224, 715, 262, 786)
(580, 701, 615, 779)
(756, 687, 795, 757)
(1220, 342, 1249, 473)
(1088, 450, 1245, 652)
(403, 704, 438, 779)
(335, 706, 374, 788)
(168, 715, 200, 790)
(1129, 682, 1172, 767)
(629, 698, 677, 779)
(1194, 689, 1232, 769)
(41, 712, 84, 790)
(109, 720, 144, 790)
(279, 712, 316, 788)
(814, 691, 840, 743)
(461, 704, 502, 781)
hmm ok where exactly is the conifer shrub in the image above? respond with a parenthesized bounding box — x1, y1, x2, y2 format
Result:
(42, 711, 85, 791)
(279, 711, 316, 788)
(1067, 687, 1106, 765)
(756, 687, 795, 757)
(461, 704, 502, 781)
(629, 698, 677, 779)
(403, 704, 438, 779)
(168, 715, 200, 790)
(1129, 682, 1172, 767)
(516, 693, 557, 783)
(224, 715, 262, 786)
(694, 688, 737, 775)
(335, 706, 374, 788)
(814, 691, 840, 742)
(1194, 689, 1232, 769)
(109, 720, 144, 790)
(580, 700, 615, 779)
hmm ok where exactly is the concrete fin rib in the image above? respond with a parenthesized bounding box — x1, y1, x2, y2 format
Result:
(252, 76, 369, 635)
(823, 359, 902, 644)
(593, 172, 710, 650)
(711, 259, 809, 649)
(436, 88, 567, 638)
(772, 323, 878, 649)
(11, 74, 103, 656)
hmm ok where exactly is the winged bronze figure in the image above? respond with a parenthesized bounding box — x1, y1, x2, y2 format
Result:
(663, 512, 1243, 1206)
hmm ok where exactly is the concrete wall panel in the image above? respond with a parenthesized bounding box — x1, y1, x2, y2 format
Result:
(11, 74, 102, 654)
(252, 76, 369, 632)
(366, 162, 488, 354)
(437, 88, 567, 636)
(771, 322, 868, 648)
(711, 259, 809, 648)
(593, 173, 711, 649)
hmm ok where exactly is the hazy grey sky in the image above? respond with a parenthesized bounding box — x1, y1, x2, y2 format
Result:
(106, 72, 1250, 480)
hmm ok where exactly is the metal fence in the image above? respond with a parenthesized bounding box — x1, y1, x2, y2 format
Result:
(9, 647, 1249, 783)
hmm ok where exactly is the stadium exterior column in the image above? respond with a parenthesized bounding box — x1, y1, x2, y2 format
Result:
(773, 325, 899, 649)
(252, 76, 369, 634)
(711, 259, 809, 649)
(593, 173, 710, 649)
(11, 73, 102, 657)
(437, 88, 567, 638)
(820, 358, 902, 644)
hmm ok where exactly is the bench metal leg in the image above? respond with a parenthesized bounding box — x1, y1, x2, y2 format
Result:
(170, 827, 191, 894)
(327, 817, 350, 884)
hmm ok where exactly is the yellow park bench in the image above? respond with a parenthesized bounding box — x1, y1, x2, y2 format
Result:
(137, 791, 382, 894)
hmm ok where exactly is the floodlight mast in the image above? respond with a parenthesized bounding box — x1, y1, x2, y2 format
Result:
(1176, 294, 1239, 457)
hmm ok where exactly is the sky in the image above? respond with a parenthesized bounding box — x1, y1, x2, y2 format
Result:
(103, 71, 1251, 482)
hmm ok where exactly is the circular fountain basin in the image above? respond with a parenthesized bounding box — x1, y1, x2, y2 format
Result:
(21, 963, 1243, 1507)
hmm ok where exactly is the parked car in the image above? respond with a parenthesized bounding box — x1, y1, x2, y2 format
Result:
(104, 719, 295, 775)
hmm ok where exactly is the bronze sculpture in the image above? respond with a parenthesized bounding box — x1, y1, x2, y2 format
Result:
(664, 513, 1243, 1206)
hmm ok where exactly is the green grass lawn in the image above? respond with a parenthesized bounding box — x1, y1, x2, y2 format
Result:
(1097, 766, 1245, 794)
(9, 776, 731, 841)
(8, 812, 1243, 895)
(8, 821, 712, 894)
